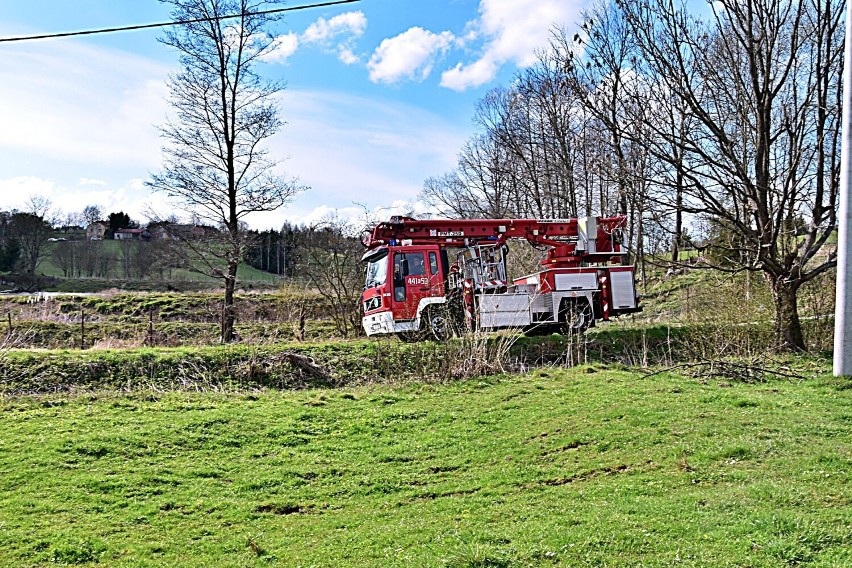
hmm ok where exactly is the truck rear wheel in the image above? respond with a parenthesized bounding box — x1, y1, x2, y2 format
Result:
(558, 299, 593, 334)
(523, 322, 562, 336)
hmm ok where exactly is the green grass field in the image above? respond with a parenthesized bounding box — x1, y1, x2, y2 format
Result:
(1, 366, 849, 567)
(37, 241, 284, 288)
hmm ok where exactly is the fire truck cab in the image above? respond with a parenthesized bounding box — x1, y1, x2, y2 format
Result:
(362, 245, 450, 337)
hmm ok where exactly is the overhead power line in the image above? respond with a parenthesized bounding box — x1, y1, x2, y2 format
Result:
(0, 0, 361, 43)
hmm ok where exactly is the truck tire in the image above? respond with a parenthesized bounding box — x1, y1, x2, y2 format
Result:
(424, 306, 452, 341)
(558, 298, 593, 334)
(397, 305, 454, 342)
(523, 322, 562, 336)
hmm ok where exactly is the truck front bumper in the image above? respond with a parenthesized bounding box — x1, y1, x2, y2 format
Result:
(362, 311, 395, 336)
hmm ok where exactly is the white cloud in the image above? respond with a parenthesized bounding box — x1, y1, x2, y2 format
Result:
(300, 11, 367, 64)
(0, 177, 57, 209)
(0, 29, 466, 230)
(257, 12, 368, 67)
(303, 11, 367, 44)
(440, 0, 586, 91)
(0, 38, 177, 222)
(441, 58, 499, 92)
(291, 204, 364, 227)
(262, 32, 299, 63)
(338, 47, 359, 66)
(0, 40, 169, 167)
(368, 28, 455, 84)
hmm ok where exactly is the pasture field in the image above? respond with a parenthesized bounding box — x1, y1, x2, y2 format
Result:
(1, 365, 849, 567)
(36, 240, 285, 288)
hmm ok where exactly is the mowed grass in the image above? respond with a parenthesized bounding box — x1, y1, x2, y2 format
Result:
(0, 368, 850, 567)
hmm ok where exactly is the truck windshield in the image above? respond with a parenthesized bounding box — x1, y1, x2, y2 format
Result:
(364, 250, 389, 289)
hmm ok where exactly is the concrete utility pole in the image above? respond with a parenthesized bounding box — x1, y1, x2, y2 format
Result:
(834, 3, 852, 376)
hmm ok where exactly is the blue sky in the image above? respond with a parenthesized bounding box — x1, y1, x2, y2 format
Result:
(0, 0, 590, 229)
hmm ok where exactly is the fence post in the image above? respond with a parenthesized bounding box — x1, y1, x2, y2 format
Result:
(147, 309, 155, 347)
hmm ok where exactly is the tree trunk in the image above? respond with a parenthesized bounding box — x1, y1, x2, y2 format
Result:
(636, 207, 646, 291)
(766, 273, 805, 351)
(671, 171, 683, 265)
(221, 258, 239, 343)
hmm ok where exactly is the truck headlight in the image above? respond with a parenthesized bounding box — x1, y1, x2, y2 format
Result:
(364, 296, 382, 312)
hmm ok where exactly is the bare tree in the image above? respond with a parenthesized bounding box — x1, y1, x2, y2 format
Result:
(52, 241, 77, 278)
(423, 26, 647, 225)
(9, 212, 53, 275)
(81, 205, 103, 226)
(555, 3, 654, 263)
(147, 0, 304, 342)
(422, 134, 518, 218)
(613, 0, 843, 350)
(299, 214, 365, 338)
(25, 196, 54, 221)
(61, 209, 83, 229)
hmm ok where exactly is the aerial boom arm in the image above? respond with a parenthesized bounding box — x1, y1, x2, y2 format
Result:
(363, 216, 628, 265)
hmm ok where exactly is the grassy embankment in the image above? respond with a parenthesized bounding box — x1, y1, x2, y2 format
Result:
(0, 266, 836, 392)
(1, 365, 849, 567)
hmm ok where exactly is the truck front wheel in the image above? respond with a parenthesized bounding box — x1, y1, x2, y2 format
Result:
(424, 306, 453, 341)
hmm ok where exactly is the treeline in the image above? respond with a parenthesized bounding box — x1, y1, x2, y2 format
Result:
(243, 223, 358, 275)
(50, 240, 183, 279)
(0, 210, 53, 274)
(243, 221, 365, 337)
(0, 202, 363, 287)
(421, 0, 842, 350)
(0, 205, 366, 336)
(242, 224, 300, 277)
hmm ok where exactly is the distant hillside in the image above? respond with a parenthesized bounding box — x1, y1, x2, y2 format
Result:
(31, 240, 285, 292)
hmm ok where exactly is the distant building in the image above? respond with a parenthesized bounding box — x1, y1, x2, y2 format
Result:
(86, 221, 109, 241)
(114, 228, 150, 241)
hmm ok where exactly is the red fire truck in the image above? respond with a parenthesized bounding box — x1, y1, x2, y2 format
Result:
(360, 215, 640, 340)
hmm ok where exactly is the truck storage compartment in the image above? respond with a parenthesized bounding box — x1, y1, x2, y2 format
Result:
(530, 292, 553, 319)
(610, 268, 637, 309)
(554, 271, 598, 291)
(478, 293, 532, 328)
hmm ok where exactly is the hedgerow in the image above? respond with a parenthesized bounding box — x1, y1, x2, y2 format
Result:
(1, 322, 824, 396)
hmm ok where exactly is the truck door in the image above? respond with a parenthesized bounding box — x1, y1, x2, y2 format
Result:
(427, 250, 445, 296)
(391, 250, 431, 321)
